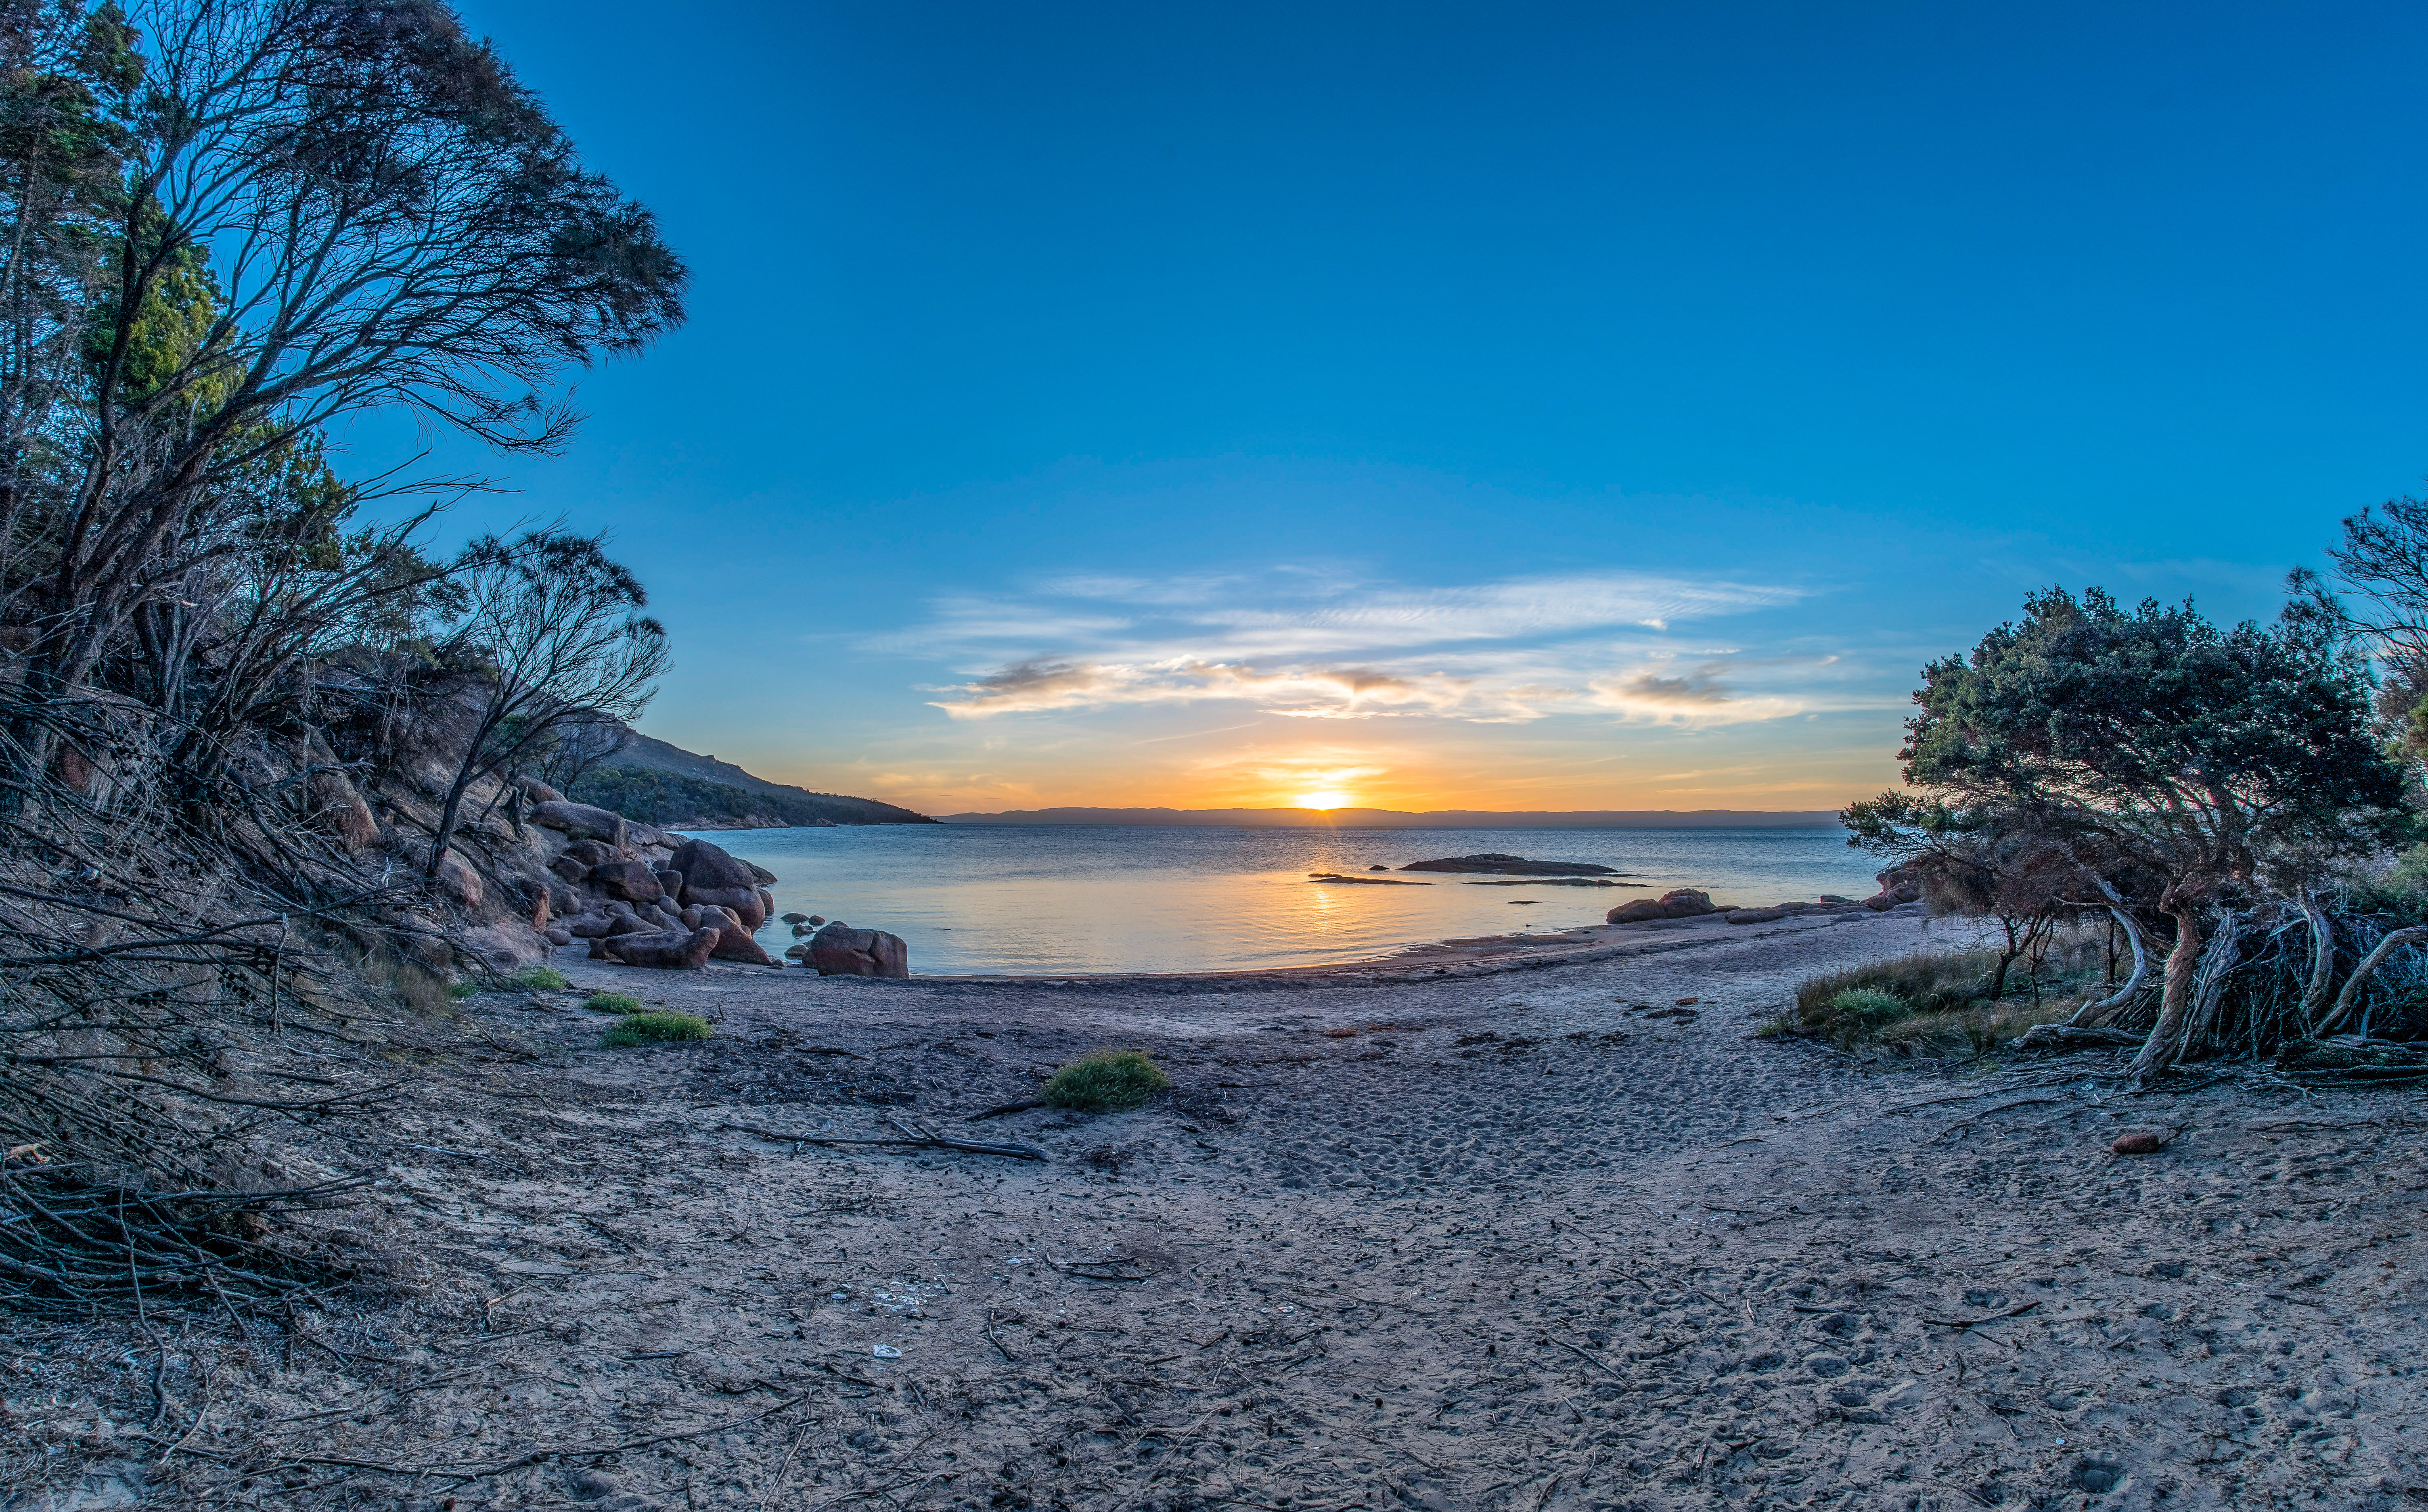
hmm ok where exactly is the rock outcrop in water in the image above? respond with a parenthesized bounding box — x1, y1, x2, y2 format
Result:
(1401, 853, 1622, 876)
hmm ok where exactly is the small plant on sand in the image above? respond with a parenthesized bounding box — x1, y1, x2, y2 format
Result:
(1042, 1050, 1170, 1113)
(445, 980, 480, 1000)
(601, 1011, 712, 1046)
(584, 990, 647, 1014)
(507, 965, 570, 992)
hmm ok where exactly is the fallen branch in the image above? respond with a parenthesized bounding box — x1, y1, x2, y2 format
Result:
(967, 1098, 1044, 1121)
(1923, 1300, 2041, 1329)
(722, 1121, 1047, 1161)
(1546, 1337, 1624, 1378)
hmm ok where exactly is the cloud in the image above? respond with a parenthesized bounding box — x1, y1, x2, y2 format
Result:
(909, 567, 1843, 725)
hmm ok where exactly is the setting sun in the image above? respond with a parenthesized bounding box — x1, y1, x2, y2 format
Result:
(1295, 789, 1356, 810)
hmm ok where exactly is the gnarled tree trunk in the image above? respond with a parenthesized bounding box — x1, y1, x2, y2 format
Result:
(2069, 905, 2150, 1026)
(2128, 904, 2206, 1082)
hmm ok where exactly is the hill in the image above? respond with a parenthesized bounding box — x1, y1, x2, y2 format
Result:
(936, 807, 1842, 828)
(567, 728, 934, 828)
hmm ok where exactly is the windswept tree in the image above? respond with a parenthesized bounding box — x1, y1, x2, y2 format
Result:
(0, 0, 685, 757)
(1848, 588, 2408, 1080)
(421, 529, 667, 876)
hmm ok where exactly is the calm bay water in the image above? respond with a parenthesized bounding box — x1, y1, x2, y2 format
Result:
(691, 824, 1880, 977)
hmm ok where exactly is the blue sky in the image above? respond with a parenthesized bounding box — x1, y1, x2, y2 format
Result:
(366, 1, 2428, 813)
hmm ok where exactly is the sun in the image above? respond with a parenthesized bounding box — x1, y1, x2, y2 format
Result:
(1296, 789, 1356, 810)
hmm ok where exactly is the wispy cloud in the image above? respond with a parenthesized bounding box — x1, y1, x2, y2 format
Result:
(907, 567, 1845, 725)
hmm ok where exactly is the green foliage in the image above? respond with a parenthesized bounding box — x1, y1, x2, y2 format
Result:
(583, 991, 647, 1014)
(567, 764, 913, 828)
(601, 1011, 712, 1046)
(1041, 1050, 1171, 1113)
(1875, 587, 2409, 901)
(505, 966, 568, 991)
(444, 980, 479, 999)
(1785, 949, 2084, 1054)
(1794, 951, 1996, 1023)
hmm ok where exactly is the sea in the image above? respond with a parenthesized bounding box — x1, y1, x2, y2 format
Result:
(689, 824, 1881, 977)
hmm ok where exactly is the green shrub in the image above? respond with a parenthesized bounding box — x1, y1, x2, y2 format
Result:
(1042, 1050, 1170, 1113)
(601, 1011, 712, 1046)
(1828, 988, 1913, 1033)
(446, 981, 480, 1000)
(584, 991, 647, 1014)
(507, 965, 570, 992)
(1795, 950, 1995, 1023)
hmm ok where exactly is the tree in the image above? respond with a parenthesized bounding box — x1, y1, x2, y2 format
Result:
(421, 530, 666, 878)
(1850, 587, 2408, 1080)
(0, 0, 685, 755)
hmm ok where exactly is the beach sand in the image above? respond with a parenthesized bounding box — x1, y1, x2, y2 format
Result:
(69, 910, 2428, 1510)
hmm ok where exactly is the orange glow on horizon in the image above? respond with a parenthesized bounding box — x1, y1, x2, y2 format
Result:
(1294, 789, 1357, 810)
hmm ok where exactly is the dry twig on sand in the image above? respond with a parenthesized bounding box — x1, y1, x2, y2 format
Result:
(722, 1118, 1047, 1161)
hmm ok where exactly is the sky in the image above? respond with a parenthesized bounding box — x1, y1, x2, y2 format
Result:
(354, 1, 2428, 815)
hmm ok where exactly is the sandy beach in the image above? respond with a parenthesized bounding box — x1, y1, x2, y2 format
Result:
(33, 910, 2428, 1512)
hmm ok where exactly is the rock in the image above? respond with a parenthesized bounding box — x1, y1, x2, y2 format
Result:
(308, 765, 380, 852)
(807, 914, 826, 926)
(520, 777, 565, 803)
(1401, 853, 1620, 876)
(436, 851, 484, 909)
(669, 837, 758, 895)
(548, 854, 590, 885)
(758, 886, 776, 922)
(2111, 1131, 2169, 1155)
(1819, 894, 1851, 903)
(532, 800, 626, 842)
(1607, 888, 1716, 924)
(588, 859, 664, 904)
(809, 922, 909, 979)
(562, 911, 619, 939)
(683, 904, 775, 965)
(566, 839, 619, 869)
(785, 942, 811, 960)
(687, 886, 767, 929)
(793, 923, 815, 937)
(745, 861, 779, 887)
(641, 902, 687, 931)
(2014, 1023, 2142, 1052)
(781, 912, 810, 925)
(544, 924, 573, 946)
(603, 926, 720, 970)
(1725, 906, 1793, 924)
(1368, 864, 1390, 871)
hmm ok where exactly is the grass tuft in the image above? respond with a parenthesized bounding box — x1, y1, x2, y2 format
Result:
(1042, 1050, 1171, 1113)
(445, 981, 479, 1000)
(506, 965, 570, 992)
(1783, 949, 2076, 1054)
(601, 1011, 712, 1046)
(583, 990, 647, 1014)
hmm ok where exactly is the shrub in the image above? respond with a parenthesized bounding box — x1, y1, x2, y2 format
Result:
(1795, 951, 1996, 1023)
(601, 1011, 712, 1046)
(446, 981, 480, 1000)
(584, 991, 647, 1014)
(507, 965, 570, 992)
(1042, 1050, 1170, 1113)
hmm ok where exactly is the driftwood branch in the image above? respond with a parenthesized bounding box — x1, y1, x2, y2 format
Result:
(2317, 926, 2428, 1036)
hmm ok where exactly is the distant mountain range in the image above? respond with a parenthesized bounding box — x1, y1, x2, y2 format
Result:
(567, 727, 936, 828)
(936, 807, 1844, 828)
